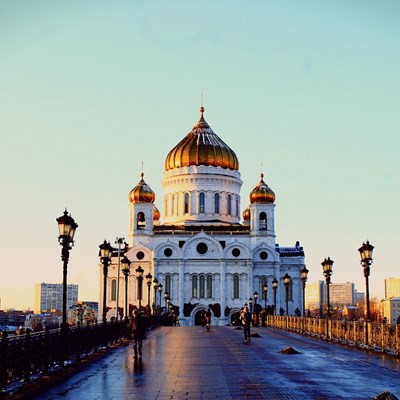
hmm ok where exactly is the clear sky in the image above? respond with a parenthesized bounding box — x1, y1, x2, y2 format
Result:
(1, 1, 399, 310)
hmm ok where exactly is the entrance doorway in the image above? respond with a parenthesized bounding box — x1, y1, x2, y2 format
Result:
(194, 309, 206, 326)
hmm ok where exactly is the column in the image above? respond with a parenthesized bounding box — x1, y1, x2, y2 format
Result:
(247, 261, 253, 301)
(178, 260, 184, 317)
(220, 260, 226, 317)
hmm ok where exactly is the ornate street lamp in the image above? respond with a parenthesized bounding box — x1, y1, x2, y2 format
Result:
(99, 240, 114, 324)
(301, 266, 309, 316)
(358, 241, 374, 321)
(158, 283, 163, 314)
(263, 283, 268, 310)
(135, 266, 144, 314)
(283, 273, 291, 316)
(56, 209, 78, 330)
(249, 297, 253, 314)
(121, 256, 131, 322)
(272, 278, 278, 316)
(321, 257, 334, 318)
(146, 273, 153, 316)
(114, 237, 125, 322)
(153, 278, 159, 314)
(164, 291, 169, 312)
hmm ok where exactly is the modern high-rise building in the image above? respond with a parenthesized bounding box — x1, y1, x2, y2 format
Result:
(34, 283, 78, 314)
(100, 106, 306, 325)
(385, 278, 400, 299)
(330, 282, 355, 306)
(305, 281, 325, 310)
(381, 297, 400, 324)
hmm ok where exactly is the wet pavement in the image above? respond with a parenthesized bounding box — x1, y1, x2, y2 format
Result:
(31, 325, 400, 399)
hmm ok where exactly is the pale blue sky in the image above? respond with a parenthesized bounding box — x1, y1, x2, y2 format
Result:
(1, 1, 399, 309)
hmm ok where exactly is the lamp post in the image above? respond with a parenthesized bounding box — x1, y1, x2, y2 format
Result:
(121, 256, 131, 323)
(321, 257, 334, 318)
(358, 241, 374, 321)
(99, 240, 114, 324)
(249, 297, 253, 314)
(56, 209, 78, 330)
(272, 278, 278, 316)
(153, 278, 158, 314)
(146, 273, 153, 316)
(135, 266, 144, 314)
(301, 266, 309, 316)
(164, 291, 169, 312)
(263, 283, 268, 310)
(114, 237, 125, 322)
(283, 273, 291, 316)
(158, 283, 163, 314)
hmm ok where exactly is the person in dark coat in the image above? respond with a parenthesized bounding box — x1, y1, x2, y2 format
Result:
(240, 306, 251, 342)
(130, 309, 145, 357)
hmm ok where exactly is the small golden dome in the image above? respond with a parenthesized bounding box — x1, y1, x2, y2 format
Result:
(153, 206, 160, 221)
(164, 107, 239, 171)
(249, 173, 275, 204)
(128, 173, 155, 204)
(242, 205, 251, 221)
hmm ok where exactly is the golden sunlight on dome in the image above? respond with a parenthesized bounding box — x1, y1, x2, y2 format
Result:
(164, 107, 239, 171)
(249, 173, 275, 204)
(242, 205, 251, 221)
(153, 206, 160, 221)
(128, 173, 155, 204)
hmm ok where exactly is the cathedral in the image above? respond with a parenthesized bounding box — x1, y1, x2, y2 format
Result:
(100, 106, 306, 325)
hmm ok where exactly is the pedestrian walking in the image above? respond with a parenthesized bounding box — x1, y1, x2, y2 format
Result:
(205, 309, 211, 331)
(130, 309, 145, 358)
(240, 306, 251, 342)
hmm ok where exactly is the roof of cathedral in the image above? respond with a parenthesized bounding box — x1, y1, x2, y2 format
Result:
(249, 173, 276, 204)
(128, 173, 155, 204)
(275, 242, 305, 257)
(164, 107, 239, 171)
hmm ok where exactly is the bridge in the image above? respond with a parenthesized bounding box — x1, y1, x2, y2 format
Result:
(14, 325, 400, 399)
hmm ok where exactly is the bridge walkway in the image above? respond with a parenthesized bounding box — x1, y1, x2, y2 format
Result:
(31, 325, 400, 399)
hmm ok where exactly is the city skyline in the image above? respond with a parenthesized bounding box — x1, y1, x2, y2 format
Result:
(1, 2, 399, 309)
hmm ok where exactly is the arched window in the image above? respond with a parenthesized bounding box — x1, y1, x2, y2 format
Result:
(227, 194, 232, 215)
(165, 275, 171, 296)
(171, 195, 175, 215)
(214, 193, 220, 214)
(236, 197, 240, 217)
(233, 274, 239, 298)
(200, 275, 205, 298)
(192, 275, 198, 298)
(111, 279, 117, 301)
(207, 275, 213, 298)
(137, 212, 145, 230)
(184, 193, 189, 214)
(288, 279, 293, 301)
(259, 212, 267, 230)
(199, 192, 205, 213)
(261, 277, 267, 300)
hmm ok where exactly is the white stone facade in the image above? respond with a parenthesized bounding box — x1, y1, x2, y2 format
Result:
(99, 109, 306, 325)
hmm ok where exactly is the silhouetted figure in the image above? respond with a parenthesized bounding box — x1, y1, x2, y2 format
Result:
(130, 310, 145, 358)
(240, 306, 251, 342)
(205, 309, 211, 331)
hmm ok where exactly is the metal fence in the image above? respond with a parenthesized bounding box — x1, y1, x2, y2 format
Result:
(0, 316, 163, 390)
(266, 316, 400, 354)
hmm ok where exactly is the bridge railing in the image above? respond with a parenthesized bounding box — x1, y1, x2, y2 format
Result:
(0, 316, 163, 391)
(266, 316, 400, 354)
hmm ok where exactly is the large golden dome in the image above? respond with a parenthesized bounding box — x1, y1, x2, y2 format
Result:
(249, 173, 275, 204)
(128, 173, 155, 204)
(164, 107, 239, 171)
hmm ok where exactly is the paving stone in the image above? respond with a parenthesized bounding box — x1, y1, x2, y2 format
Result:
(27, 326, 400, 400)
